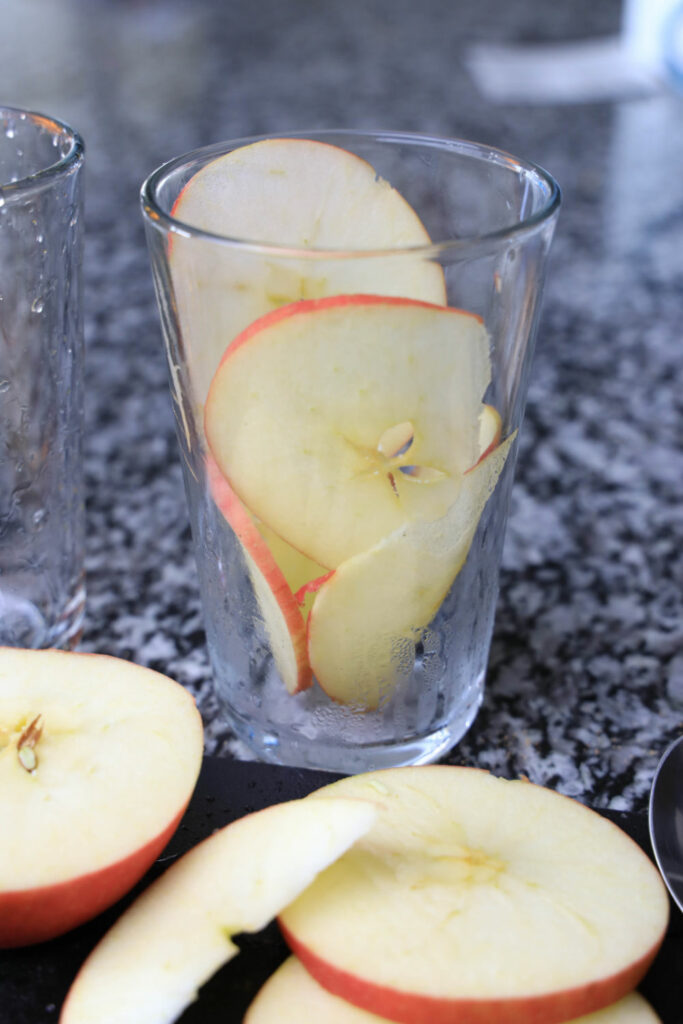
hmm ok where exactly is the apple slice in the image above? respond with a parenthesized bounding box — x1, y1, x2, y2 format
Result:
(0, 648, 203, 948)
(477, 403, 502, 465)
(60, 796, 376, 1024)
(307, 436, 513, 708)
(205, 295, 491, 569)
(169, 138, 447, 410)
(206, 454, 314, 693)
(245, 958, 663, 1024)
(279, 767, 669, 1024)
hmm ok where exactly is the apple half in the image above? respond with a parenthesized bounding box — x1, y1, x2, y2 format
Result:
(279, 767, 669, 1024)
(169, 137, 447, 410)
(245, 958, 662, 1024)
(205, 295, 491, 570)
(0, 647, 203, 948)
(306, 434, 513, 708)
(60, 796, 376, 1024)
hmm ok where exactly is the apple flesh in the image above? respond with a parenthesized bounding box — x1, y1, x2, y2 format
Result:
(205, 295, 491, 570)
(0, 647, 203, 948)
(476, 404, 502, 466)
(60, 796, 376, 1024)
(206, 454, 313, 694)
(169, 137, 447, 410)
(307, 435, 513, 708)
(245, 958, 662, 1024)
(279, 767, 669, 1024)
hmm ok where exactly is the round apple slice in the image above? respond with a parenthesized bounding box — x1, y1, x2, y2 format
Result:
(279, 767, 669, 1024)
(60, 797, 376, 1024)
(307, 436, 513, 709)
(245, 958, 663, 1024)
(205, 295, 491, 569)
(170, 137, 447, 410)
(0, 648, 203, 948)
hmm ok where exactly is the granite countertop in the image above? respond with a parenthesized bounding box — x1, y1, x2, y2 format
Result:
(1, 0, 681, 810)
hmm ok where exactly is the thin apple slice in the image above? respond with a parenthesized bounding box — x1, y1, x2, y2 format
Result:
(245, 958, 662, 1024)
(477, 403, 502, 465)
(60, 796, 376, 1024)
(170, 138, 447, 410)
(206, 454, 314, 693)
(279, 767, 669, 1024)
(0, 648, 203, 948)
(205, 295, 491, 569)
(307, 436, 513, 709)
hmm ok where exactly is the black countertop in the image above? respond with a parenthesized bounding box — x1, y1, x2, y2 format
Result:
(1, 0, 681, 810)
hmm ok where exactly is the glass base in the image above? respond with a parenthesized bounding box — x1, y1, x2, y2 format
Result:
(0, 585, 85, 650)
(225, 687, 483, 774)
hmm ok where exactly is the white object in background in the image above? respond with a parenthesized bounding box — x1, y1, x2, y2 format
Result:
(467, 0, 682, 104)
(622, 0, 681, 72)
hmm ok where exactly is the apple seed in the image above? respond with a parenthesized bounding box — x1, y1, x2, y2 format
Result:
(17, 714, 43, 774)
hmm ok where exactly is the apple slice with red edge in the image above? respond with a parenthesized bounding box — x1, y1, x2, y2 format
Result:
(205, 295, 491, 570)
(245, 957, 662, 1024)
(0, 647, 203, 948)
(205, 454, 314, 693)
(169, 137, 447, 411)
(60, 796, 376, 1024)
(279, 766, 669, 1024)
(306, 434, 513, 708)
(477, 403, 502, 465)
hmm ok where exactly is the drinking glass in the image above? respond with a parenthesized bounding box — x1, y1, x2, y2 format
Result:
(142, 130, 560, 772)
(0, 107, 85, 649)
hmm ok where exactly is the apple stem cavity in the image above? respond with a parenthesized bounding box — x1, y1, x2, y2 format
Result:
(17, 714, 44, 774)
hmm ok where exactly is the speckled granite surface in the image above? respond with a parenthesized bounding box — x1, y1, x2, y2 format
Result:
(1, 0, 681, 809)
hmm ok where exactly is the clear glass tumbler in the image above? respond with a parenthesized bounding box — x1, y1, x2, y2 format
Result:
(142, 130, 560, 772)
(0, 107, 85, 649)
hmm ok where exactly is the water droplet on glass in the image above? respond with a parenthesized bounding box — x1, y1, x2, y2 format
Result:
(31, 298, 44, 314)
(0, 379, 10, 393)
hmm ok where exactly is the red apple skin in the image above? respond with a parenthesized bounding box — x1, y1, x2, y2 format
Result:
(205, 454, 312, 693)
(295, 572, 334, 607)
(210, 294, 483, 380)
(0, 805, 187, 949)
(279, 919, 663, 1024)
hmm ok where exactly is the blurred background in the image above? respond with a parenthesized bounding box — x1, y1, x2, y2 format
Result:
(0, 0, 681, 807)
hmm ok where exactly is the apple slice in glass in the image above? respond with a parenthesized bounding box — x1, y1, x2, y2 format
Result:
(0, 648, 203, 948)
(279, 767, 669, 1024)
(169, 137, 447, 411)
(205, 295, 492, 570)
(60, 797, 376, 1024)
(245, 957, 663, 1024)
(206, 454, 318, 694)
(306, 435, 513, 709)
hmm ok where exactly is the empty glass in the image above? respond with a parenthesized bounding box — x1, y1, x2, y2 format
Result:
(0, 107, 85, 649)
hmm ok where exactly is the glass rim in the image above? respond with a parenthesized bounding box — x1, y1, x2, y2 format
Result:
(0, 106, 84, 201)
(140, 128, 561, 259)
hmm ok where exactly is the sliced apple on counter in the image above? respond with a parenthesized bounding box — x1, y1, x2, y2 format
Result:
(0, 647, 203, 948)
(60, 796, 376, 1024)
(206, 454, 315, 693)
(205, 295, 491, 570)
(169, 137, 447, 410)
(245, 957, 663, 1024)
(279, 767, 669, 1024)
(306, 435, 513, 708)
